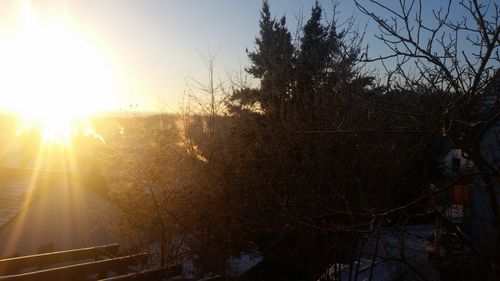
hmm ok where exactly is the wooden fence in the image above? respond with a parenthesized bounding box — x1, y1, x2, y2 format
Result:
(0, 244, 184, 281)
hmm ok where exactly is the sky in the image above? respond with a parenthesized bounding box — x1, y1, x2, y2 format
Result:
(0, 0, 492, 113)
(0, 0, 361, 113)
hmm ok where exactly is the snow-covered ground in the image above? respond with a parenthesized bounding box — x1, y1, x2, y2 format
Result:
(323, 224, 440, 281)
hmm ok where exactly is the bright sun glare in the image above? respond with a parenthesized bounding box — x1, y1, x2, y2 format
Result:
(0, 1, 117, 141)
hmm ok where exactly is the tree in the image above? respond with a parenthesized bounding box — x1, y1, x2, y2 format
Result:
(100, 114, 194, 268)
(211, 1, 441, 278)
(354, 0, 500, 278)
(295, 1, 341, 105)
(102, 1, 481, 279)
(240, 0, 295, 116)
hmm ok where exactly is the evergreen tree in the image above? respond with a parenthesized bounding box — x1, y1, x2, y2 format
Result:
(296, 1, 340, 99)
(222, 1, 377, 276)
(242, 1, 294, 115)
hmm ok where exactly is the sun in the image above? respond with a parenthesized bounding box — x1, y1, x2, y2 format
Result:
(0, 1, 118, 142)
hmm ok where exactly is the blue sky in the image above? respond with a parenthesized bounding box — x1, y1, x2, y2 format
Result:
(77, 0, 357, 111)
(0, 0, 492, 112)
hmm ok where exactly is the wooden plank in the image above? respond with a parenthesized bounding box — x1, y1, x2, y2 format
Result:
(0, 253, 147, 281)
(0, 244, 120, 275)
(197, 275, 223, 281)
(98, 264, 182, 281)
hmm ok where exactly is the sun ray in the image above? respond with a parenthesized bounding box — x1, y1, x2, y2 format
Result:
(0, 0, 116, 259)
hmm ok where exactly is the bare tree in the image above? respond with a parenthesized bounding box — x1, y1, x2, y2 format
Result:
(353, 0, 500, 278)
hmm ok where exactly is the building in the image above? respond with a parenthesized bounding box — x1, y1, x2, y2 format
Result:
(0, 131, 118, 258)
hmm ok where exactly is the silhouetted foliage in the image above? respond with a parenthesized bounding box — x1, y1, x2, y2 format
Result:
(102, 1, 500, 280)
(182, 1, 444, 278)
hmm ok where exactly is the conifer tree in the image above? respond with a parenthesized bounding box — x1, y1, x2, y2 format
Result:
(244, 1, 294, 115)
